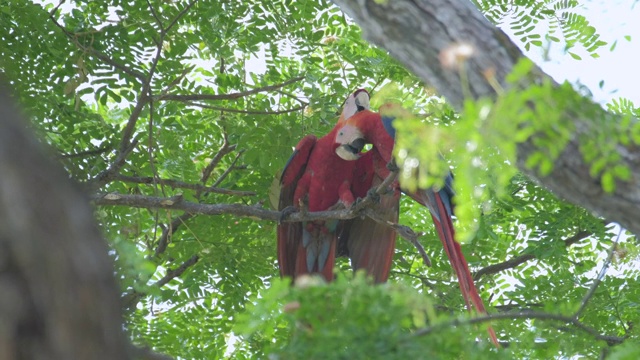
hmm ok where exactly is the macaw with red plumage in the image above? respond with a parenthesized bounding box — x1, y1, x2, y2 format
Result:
(277, 90, 371, 282)
(334, 104, 499, 345)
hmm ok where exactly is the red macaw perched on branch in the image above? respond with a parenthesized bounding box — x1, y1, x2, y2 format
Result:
(334, 105, 499, 345)
(277, 90, 370, 282)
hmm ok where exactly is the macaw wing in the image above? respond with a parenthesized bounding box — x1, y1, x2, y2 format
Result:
(338, 151, 398, 283)
(277, 135, 316, 278)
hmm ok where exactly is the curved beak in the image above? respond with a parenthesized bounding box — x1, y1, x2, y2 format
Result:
(354, 90, 370, 112)
(336, 138, 366, 161)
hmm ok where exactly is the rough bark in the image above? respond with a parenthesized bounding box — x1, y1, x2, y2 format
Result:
(0, 83, 130, 359)
(331, 0, 640, 236)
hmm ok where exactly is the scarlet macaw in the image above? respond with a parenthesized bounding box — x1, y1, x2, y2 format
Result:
(277, 90, 370, 282)
(334, 105, 499, 345)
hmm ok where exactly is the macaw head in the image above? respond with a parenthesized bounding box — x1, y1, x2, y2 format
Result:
(335, 103, 409, 161)
(338, 89, 370, 125)
(334, 109, 378, 161)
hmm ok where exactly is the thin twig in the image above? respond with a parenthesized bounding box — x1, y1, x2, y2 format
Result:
(573, 228, 621, 320)
(200, 134, 236, 185)
(275, 89, 309, 107)
(210, 150, 245, 188)
(363, 208, 431, 267)
(153, 213, 194, 258)
(122, 254, 200, 310)
(114, 175, 256, 196)
(88, 137, 140, 190)
(474, 230, 592, 280)
(165, 0, 198, 34)
(59, 144, 111, 158)
(158, 76, 305, 102)
(48, 12, 146, 81)
(145, 0, 164, 31)
(159, 65, 195, 97)
(49, 0, 66, 16)
(413, 310, 627, 345)
(186, 101, 306, 115)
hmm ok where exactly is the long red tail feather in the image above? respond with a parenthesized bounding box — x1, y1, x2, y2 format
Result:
(432, 195, 499, 347)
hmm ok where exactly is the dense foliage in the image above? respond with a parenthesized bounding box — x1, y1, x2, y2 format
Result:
(1, 0, 638, 358)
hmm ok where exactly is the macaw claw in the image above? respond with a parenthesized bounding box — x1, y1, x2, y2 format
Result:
(386, 159, 399, 173)
(279, 206, 297, 223)
(366, 187, 381, 203)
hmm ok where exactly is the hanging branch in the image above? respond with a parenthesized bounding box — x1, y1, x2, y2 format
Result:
(122, 254, 200, 310)
(573, 229, 621, 320)
(474, 230, 592, 280)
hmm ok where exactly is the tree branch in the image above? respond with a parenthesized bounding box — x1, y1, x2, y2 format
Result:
(363, 208, 431, 267)
(413, 310, 627, 345)
(574, 230, 621, 320)
(186, 101, 306, 115)
(210, 149, 245, 188)
(48, 12, 146, 82)
(59, 144, 112, 159)
(164, 0, 199, 34)
(122, 254, 200, 310)
(88, 137, 140, 190)
(158, 76, 305, 102)
(200, 133, 235, 185)
(331, 0, 640, 238)
(474, 230, 592, 280)
(93, 193, 376, 223)
(145, 0, 164, 32)
(113, 175, 255, 196)
(154, 213, 193, 258)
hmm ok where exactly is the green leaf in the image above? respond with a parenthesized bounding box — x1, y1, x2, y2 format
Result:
(568, 52, 582, 60)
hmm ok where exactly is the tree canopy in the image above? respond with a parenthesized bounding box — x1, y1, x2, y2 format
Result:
(1, 0, 639, 359)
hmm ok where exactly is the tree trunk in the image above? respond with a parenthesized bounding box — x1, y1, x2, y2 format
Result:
(331, 0, 640, 236)
(0, 82, 130, 360)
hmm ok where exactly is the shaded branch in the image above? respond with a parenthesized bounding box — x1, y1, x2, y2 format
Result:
(159, 65, 195, 97)
(122, 255, 200, 310)
(93, 193, 373, 223)
(158, 76, 305, 102)
(474, 230, 592, 280)
(88, 137, 140, 190)
(186, 101, 306, 115)
(114, 175, 256, 196)
(60, 144, 112, 159)
(200, 133, 235, 185)
(93, 169, 400, 223)
(153, 213, 194, 258)
(413, 310, 627, 345)
(165, 0, 198, 34)
(275, 89, 310, 107)
(574, 230, 621, 320)
(363, 208, 431, 267)
(49, 12, 146, 81)
(145, 0, 164, 32)
(210, 149, 245, 188)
